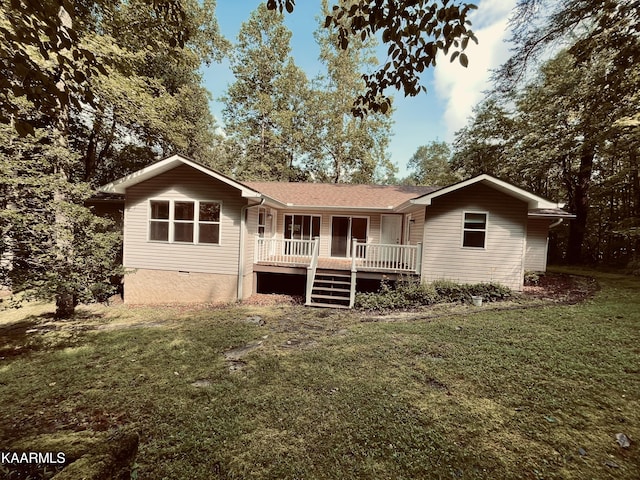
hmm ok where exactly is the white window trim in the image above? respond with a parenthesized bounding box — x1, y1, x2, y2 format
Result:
(284, 213, 322, 241)
(149, 199, 170, 242)
(461, 211, 488, 249)
(148, 198, 222, 245)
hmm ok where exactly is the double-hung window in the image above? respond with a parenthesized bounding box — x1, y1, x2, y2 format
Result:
(174, 201, 195, 242)
(149, 199, 221, 244)
(462, 212, 487, 248)
(150, 200, 170, 241)
(198, 202, 221, 244)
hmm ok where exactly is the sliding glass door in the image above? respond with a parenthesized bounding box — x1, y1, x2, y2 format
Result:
(331, 216, 368, 257)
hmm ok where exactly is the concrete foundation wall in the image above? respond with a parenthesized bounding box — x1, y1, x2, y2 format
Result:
(124, 269, 239, 304)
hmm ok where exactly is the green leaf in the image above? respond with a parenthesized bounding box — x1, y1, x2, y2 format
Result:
(15, 119, 35, 137)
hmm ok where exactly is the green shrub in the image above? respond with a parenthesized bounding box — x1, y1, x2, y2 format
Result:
(432, 280, 511, 303)
(355, 278, 511, 311)
(355, 277, 438, 311)
(524, 271, 542, 286)
(466, 282, 512, 302)
(431, 280, 471, 303)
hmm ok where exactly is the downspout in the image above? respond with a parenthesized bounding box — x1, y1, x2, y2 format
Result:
(238, 198, 265, 301)
(549, 218, 564, 229)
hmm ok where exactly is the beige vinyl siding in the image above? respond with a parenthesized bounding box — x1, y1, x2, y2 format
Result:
(421, 183, 528, 291)
(525, 218, 551, 272)
(124, 164, 246, 275)
(244, 206, 261, 274)
(406, 207, 426, 245)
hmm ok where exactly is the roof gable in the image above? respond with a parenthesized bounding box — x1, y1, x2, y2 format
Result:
(99, 154, 263, 199)
(410, 174, 562, 210)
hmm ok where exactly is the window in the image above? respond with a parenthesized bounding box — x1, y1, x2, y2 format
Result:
(258, 208, 267, 238)
(198, 202, 220, 244)
(150, 200, 170, 241)
(174, 201, 195, 242)
(462, 212, 487, 248)
(284, 214, 320, 240)
(149, 200, 221, 244)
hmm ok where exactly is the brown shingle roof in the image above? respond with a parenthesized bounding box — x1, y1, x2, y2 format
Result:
(243, 182, 439, 209)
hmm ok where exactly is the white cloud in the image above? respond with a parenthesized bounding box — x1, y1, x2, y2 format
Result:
(433, 0, 516, 140)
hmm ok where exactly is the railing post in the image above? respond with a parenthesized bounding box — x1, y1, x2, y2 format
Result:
(305, 237, 320, 306)
(351, 238, 358, 270)
(416, 242, 423, 275)
(349, 238, 358, 308)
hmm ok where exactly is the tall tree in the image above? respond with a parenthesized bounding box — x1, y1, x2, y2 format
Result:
(454, 47, 640, 265)
(222, 3, 309, 181)
(0, 1, 227, 317)
(69, 0, 228, 186)
(496, 0, 640, 94)
(303, 0, 395, 184)
(405, 141, 459, 186)
(0, 0, 190, 135)
(451, 98, 514, 179)
(455, 0, 640, 265)
(267, 0, 478, 115)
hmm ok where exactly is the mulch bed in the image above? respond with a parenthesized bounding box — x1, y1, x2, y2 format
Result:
(244, 272, 599, 309)
(522, 272, 599, 304)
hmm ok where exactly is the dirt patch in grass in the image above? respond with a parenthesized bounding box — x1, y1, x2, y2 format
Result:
(242, 293, 304, 306)
(522, 271, 599, 304)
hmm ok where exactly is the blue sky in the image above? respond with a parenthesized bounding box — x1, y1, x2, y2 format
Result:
(201, 0, 516, 177)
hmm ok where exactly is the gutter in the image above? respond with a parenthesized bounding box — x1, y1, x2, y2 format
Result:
(280, 204, 396, 212)
(238, 198, 265, 301)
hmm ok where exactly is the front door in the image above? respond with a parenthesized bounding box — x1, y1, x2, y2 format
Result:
(381, 215, 403, 245)
(331, 216, 368, 257)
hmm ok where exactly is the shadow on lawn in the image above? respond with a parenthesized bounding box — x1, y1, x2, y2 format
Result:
(0, 310, 107, 359)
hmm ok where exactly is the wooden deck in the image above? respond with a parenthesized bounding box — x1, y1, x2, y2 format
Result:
(255, 256, 353, 271)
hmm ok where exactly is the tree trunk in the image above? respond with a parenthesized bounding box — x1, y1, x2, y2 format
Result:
(84, 113, 103, 182)
(631, 150, 639, 217)
(566, 141, 595, 264)
(630, 149, 640, 266)
(53, 6, 76, 319)
(55, 292, 77, 319)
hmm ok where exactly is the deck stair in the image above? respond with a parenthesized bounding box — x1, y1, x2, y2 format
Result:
(307, 269, 354, 309)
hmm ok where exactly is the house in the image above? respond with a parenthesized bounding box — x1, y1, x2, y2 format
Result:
(99, 154, 573, 307)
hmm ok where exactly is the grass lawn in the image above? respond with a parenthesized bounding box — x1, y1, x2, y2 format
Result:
(0, 269, 638, 479)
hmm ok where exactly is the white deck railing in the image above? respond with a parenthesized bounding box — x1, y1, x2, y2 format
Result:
(353, 241, 421, 273)
(255, 237, 421, 274)
(255, 237, 316, 264)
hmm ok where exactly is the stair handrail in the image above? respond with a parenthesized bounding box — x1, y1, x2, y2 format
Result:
(305, 236, 320, 305)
